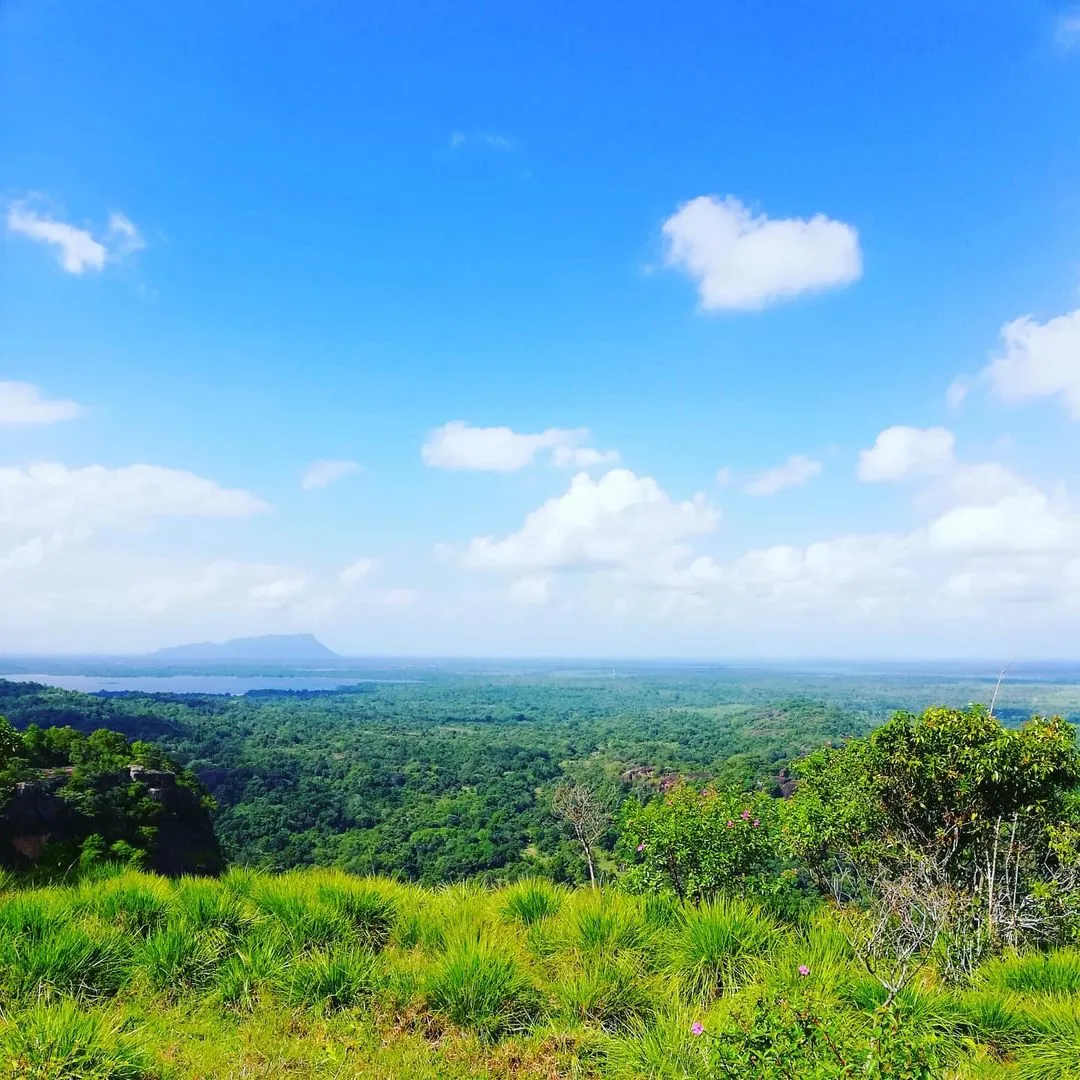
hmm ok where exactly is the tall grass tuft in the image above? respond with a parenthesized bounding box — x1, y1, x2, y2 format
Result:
(136, 924, 225, 996)
(281, 946, 381, 1012)
(502, 878, 565, 927)
(74, 875, 170, 939)
(1013, 1011, 1080, 1080)
(551, 954, 656, 1031)
(211, 931, 290, 1011)
(315, 876, 398, 949)
(247, 877, 351, 950)
(667, 898, 777, 1001)
(1, 922, 131, 1001)
(0, 1000, 156, 1080)
(424, 934, 538, 1038)
(170, 878, 252, 938)
(560, 891, 647, 956)
(980, 950, 1080, 996)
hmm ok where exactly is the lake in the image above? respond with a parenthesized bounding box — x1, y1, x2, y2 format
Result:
(3, 674, 381, 695)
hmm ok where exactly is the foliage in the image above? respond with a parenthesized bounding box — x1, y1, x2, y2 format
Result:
(620, 783, 784, 903)
(0, 713, 219, 877)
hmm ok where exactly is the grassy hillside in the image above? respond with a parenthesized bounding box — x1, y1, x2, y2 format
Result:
(3, 867, 1080, 1079)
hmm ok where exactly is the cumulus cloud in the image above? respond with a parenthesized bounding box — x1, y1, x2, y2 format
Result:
(301, 459, 363, 490)
(6, 201, 144, 274)
(744, 454, 822, 496)
(857, 426, 956, 482)
(927, 491, 1077, 555)
(0, 463, 266, 538)
(661, 195, 861, 312)
(422, 421, 616, 472)
(467, 468, 717, 572)
(0, 382, 83, 425)
(982, 309, 1080, 418)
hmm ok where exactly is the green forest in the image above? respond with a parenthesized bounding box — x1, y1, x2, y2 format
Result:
(3, 674, 1080, 1077)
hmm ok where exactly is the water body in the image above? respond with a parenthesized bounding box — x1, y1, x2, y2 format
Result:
(4, 674, 380, 695)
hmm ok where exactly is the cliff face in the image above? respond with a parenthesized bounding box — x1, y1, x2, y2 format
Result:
(1, 765, 223, 876)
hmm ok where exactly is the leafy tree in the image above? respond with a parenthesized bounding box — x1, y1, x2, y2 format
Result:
(620, 783, 782, 903)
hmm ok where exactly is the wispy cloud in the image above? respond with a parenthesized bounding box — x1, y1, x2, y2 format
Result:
(0, 382, 84, 426)
(6, 200, 145, 274)
(1056, 9, 1080, 48)
(744, 454, 823, 496)
(301, 459, 363, 491)
(449, 131, 517, 151)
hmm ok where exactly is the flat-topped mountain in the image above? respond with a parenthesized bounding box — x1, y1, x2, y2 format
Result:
(149, 633, 338, 661)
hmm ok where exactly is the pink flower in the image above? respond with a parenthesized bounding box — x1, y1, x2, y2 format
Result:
(690, 1022, 704, 1036)
(752, 819, 760, 828)
(636, 842, 645, 852)
(741, 808, 751, 820)
(726, 820, 734, 828)
(798, 965, 810, 977)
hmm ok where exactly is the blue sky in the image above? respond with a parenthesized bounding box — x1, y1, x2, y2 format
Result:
(3, 0, 1080, 656)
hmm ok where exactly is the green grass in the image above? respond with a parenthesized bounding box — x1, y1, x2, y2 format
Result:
(1, 869, 1078, 1078)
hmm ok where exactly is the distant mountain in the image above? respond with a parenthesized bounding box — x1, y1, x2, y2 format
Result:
(149, 634, 338, 661)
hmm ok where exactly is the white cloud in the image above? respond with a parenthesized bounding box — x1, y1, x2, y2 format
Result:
(248, 576, 308, 607)
(6, 201, 144, 274)
(550, 445, 621, 468)
(0, 382, 83, 425)
(508, 575, 551, 605)
(0, 463, 266, 544)
(301, 459, 363, 490)
(661, 195, 861, 312)
(715, 467, 733, 486)
(857, 426, 955, 482)
(1056, 10, 1080, 47)
(744, 454, 822, 496)
(450, 131, 515, 151)
(340, 556, 378, 585)
(422, 421, 615, 472)
(945, 376, 971, 410)
(927, 491, 1077, 555)
(107, 211, 146, 257)
(467, 468, 717, 571)
(982, 309, 1080, 418)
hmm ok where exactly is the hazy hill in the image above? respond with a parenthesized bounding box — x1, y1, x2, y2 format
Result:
(149, 633, 338, 661)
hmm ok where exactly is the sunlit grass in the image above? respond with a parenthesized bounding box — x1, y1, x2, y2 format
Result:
(1, 869, 1078, 1077)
